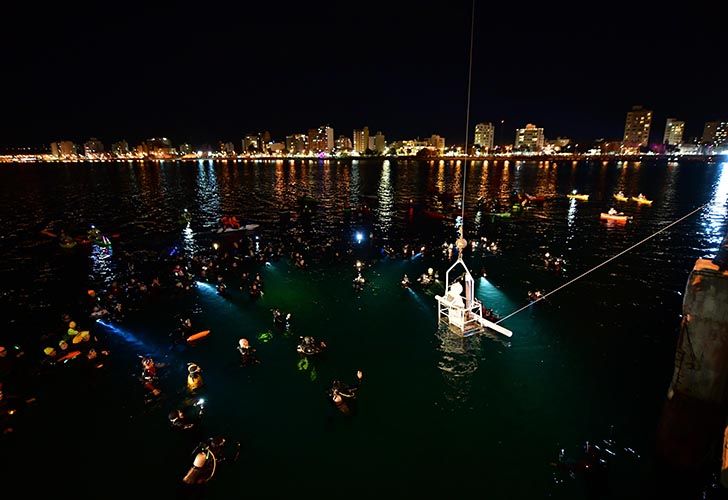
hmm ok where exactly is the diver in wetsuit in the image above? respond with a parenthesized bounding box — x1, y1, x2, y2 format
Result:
(297, 336, 327, 356)
(237, 338, 258, 366)
(330, 370, 363, 416)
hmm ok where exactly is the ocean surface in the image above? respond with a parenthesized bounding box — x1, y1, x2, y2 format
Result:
(0, 158, 726, 498)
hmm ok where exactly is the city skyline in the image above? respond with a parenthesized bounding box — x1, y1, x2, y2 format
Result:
(1, 3, 725, 148)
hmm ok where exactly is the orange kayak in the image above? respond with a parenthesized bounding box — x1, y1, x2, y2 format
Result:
(58, 350, 82, 362)
(600, 212, 630, 223)
(187, 330, 211, 343)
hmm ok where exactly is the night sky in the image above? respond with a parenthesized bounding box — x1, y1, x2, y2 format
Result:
(2, 2, 723, 148)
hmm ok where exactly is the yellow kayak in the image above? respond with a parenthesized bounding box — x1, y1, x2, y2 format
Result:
(613, 194, 628, 202)
(600, 212, 630, 222)
(631, 196, 653, 205)
(567, 193, 589, 201)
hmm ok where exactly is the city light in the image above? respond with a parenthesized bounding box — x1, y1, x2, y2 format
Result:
(355, 231, 364, 243)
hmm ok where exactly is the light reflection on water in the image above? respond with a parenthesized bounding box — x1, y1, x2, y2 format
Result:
(703, 162, 728, 255)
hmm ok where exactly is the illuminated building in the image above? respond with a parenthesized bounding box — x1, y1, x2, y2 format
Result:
(428, 134, 445, 152)
(715, 122, 728, 149)
(336, 135, 352, 151)
(310, 125, 334, 153)
(219, 142, 236, 156)
(143, 137, 174, 158)
(83, 138, 104, 157)
(702, 121, 718, 144)
(178, 143, 192, 155)
(474, 122, 494, 150)
(663, 118, 685, 145)
(515, 124, 544, 152)
(623, 105, 652, 147)
(242, 134, 260, 153)
(111, 140, 129, 156)
(353, 126, 369, 153)
(374, 131, 386, 153)
(51, 141, 77, 158)
(286, 133, 308, 154)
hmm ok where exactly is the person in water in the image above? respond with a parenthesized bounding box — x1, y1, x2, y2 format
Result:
(297, 336, 327, 356)
(187, 363, 203, 392)
(401, 274, 410, 288)
(141, 356, 161, 397)
(330, 370, 363, 416)
(237, 338, 258, 366)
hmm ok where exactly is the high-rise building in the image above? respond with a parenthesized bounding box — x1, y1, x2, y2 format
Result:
(144, 137, 174, 157)
(178, 143, 192, 155)
(311, 125, 334, 153)
(715, 122, 728, 149)
(84, 137, 104, 157)
(220, 142, 236, 156)
(428, 134, 445, 152)
(515, 124, 545, 152)
(474, 122, 495, 150)
(336, 135, 352, 151)
(353, 126, 369, 153)
(663, 118, 685, 146)
(623, 105, 652, 147)
(368, 137, 376, 151)
(51, 141, 77, 158)
(242, 134, 260, 153)
(111, 140, 129, 156)
(702, 121, 718, 144)
(374, 131, 386, 153)
(286, 133, 308, 154)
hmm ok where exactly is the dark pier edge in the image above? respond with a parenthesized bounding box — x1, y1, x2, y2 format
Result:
(657, 229, 728, 485)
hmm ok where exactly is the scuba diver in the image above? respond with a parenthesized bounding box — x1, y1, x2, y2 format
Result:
(297, 336, 327, 356)
(141, 356, 162, 398)
(417, 268, 436, 286)
(187, 363, 204, 392)
(401, 274, 411, 288)
(182, 437, 240, 485)
(352, 273, 366, 291)
(272, 309, 291, 329)
(169, 399, 205, 431)
(87, 225, 101, 242)
(216, 281, 227, 296)
(237, 338, 258, 366)
(329, 370, 363, 416)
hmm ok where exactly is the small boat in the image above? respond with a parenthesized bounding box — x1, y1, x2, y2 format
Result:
(567, 190, 589, 201)
(613, 192, 628, 202)
(631, 195, 653, 205)
(525, 193, 546, 203)
(423, 210, 447, 220)
(600, 212, 630, 223)
(214, 224, 259, 234)
(187, 330, 211, 343)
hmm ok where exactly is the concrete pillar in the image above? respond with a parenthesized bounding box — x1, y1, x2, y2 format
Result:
(657, 258, 728, 471)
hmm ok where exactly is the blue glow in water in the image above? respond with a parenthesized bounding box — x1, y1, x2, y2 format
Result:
(96, 319, 150, 352)
(195, 281, 218, 294)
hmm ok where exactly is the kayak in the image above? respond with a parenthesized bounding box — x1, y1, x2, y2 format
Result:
(215, 224, 259, 234)
(71, 331, 91, 344)
(58, 350, 82, 363)
(525, 194, 546, 203)
(40, 229, 58, 238)
(423, 210, 447, 220)
(60, 240, 77, 249)
(600, 212, 630, 222)
(567, 194, 589, 201)
(187, 330, 211, 343)
(631, 196, 653, 205)
(487, 212, 511, 218)
(613, 194, 629, 202)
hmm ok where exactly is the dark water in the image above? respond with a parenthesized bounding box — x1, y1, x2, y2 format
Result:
(1, 159, 727, 498)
